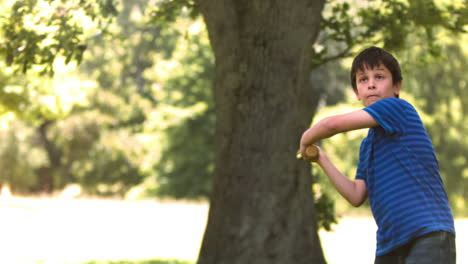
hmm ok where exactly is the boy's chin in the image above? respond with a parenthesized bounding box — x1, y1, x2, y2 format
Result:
(365, 97, 381, 106)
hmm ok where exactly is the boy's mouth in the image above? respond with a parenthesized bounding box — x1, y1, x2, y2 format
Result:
(366, 95, 380, 105)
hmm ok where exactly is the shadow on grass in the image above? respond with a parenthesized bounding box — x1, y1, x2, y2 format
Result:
(82, 259, 194, 264)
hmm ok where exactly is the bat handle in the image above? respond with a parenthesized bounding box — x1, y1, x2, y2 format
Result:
(304, 145, 319, 162)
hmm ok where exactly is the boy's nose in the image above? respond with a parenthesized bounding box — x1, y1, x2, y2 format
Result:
(368, 78, 376, 89)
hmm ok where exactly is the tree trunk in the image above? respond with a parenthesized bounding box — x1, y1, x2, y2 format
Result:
(38, 120, 61, 168)
(36, 120, 62, 193)
(196, 1, 327, 263)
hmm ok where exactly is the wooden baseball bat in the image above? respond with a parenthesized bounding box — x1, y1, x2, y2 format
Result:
(297, 145, 319, 162)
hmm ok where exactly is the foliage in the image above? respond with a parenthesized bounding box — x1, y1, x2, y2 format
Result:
(0, 68, 29, 114)
(76, 140, 146, 196)
(0, 0, 161, 194)
(3, 0, 465, 74)
(53, 0, 173, 195)
(314, 191, 338, 231)
(313, 0, 468, 67)
(148, 0, 198, 24)
(74, 0, 190, 197)
(45, 108, 147, 196)
(0, 119, 44, 193)
(396, 37, 468, 214)
(0, 0, 118, 75)
(3, 0, 180, 194)
(147, 17, 215, 199)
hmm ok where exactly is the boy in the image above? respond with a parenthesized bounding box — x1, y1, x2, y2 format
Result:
(300, 47, 456, 263)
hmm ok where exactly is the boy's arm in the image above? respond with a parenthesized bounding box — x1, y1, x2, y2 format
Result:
(316, 147, 367, 207)
(300, 109, 377, 153)
(299, 110, 375, 206)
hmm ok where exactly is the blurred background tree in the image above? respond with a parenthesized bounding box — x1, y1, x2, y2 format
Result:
(149, 20, 215, 199)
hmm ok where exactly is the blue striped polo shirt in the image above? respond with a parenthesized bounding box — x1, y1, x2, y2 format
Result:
(356, 97, 455, 256)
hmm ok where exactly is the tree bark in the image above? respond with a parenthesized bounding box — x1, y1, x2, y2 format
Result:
(36, 120, 62, 193)
(195, 1, 327, 263)
(38, 120, 61, 168)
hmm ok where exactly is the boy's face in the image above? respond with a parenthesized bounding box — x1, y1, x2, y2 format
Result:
(353, 63, 401, 107)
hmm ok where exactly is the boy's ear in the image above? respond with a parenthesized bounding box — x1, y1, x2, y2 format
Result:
(394, 81, 402, 97)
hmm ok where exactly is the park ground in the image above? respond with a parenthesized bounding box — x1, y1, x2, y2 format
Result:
(0, 195, 466, 264)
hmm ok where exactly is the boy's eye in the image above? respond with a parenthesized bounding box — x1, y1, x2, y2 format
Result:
(359, 77, 368, 83)
(376, 75, 384, 79)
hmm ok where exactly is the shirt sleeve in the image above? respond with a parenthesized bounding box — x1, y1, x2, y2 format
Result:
(363, 98, 408, 136)
(355, 137, 369, 182)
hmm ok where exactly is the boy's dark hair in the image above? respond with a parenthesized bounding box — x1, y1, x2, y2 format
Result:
(350, 46, 403, 91)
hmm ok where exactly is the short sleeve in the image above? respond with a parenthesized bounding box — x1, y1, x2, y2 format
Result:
(355, 137, 370, 182)
(363, 98, 408, 136)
